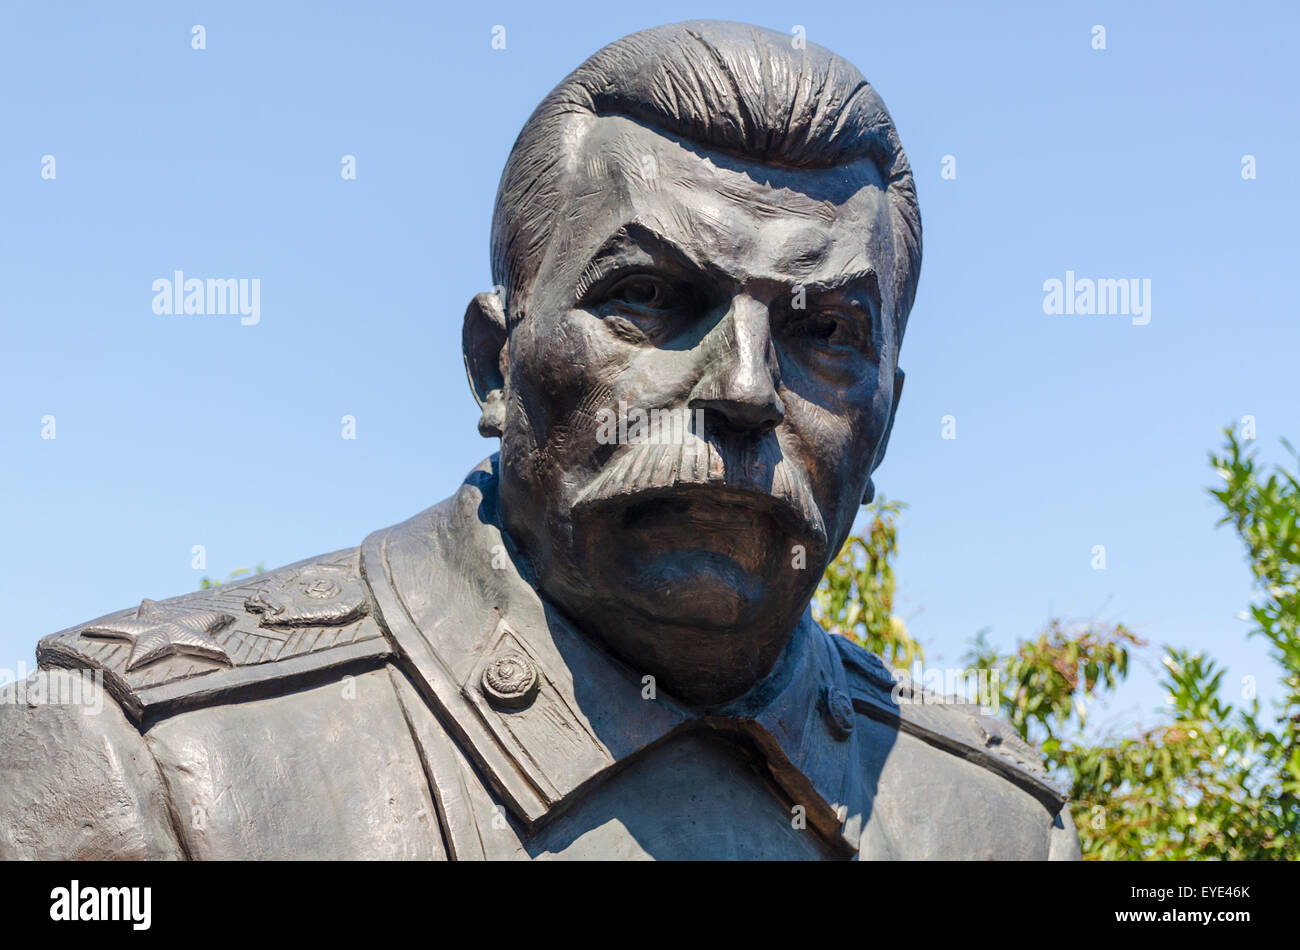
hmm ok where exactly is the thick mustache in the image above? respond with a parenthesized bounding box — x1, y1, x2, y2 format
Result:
(572, 431, 828, 547)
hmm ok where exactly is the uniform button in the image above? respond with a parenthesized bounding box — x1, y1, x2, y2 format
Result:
(821, 685, 855, 740)
(481, 650, 539, 709)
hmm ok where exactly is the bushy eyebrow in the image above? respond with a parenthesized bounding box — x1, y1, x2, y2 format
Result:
(800, 268, 881, 308)
(573, 221, 713, 301)
(573, 219, 883, 323)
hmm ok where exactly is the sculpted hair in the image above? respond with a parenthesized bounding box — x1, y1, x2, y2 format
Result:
(489, 19, 922, 333)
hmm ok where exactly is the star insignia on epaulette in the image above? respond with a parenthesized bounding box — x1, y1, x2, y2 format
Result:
(81, 599, 236, 672)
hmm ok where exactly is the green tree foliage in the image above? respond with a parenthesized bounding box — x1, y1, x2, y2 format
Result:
(816, 428, 1300, 859)
(199, 563, 265, 590)
(813, 499, 924, 668)
(964, 620, 1142, 743)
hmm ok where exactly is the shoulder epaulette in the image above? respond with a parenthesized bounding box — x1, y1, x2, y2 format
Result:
(830, 634, 1070, 813)
(37, 548, 391, 727)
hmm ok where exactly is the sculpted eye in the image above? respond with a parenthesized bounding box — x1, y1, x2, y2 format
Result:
(785, 311, 858, 349)
(604, 274, 685, 313)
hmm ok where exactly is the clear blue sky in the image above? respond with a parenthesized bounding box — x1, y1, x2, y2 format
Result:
(2, 1, 1297, 736)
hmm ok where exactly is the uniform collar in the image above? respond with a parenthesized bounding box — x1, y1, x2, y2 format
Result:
(362, 457, 861, 854)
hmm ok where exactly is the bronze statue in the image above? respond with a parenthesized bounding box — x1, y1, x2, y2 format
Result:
(0, 20, 1080, 860)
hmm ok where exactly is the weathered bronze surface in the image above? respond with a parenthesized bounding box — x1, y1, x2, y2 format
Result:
(0, 20, 1080, 860)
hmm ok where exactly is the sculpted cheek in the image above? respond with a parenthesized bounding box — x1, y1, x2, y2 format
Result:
(512, 313, 626, 473)
(784, 391, 879, 536)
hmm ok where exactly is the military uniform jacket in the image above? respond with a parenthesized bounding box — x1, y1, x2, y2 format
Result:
(0, 458, 1081, 860)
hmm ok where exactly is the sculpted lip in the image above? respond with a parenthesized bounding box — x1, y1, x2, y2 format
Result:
(622, 492, 774, 534)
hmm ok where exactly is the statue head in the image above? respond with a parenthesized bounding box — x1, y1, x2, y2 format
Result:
(463, 20, 922, 706)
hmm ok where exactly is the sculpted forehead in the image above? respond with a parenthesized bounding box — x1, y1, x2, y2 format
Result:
(546, 114, 892, 292)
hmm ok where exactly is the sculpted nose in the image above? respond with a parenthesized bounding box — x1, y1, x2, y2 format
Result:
(689, 295, 786, 434)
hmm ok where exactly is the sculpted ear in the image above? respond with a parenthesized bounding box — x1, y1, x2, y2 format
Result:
(462, 291, 509, 439)
(863, 367, 905, 506)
